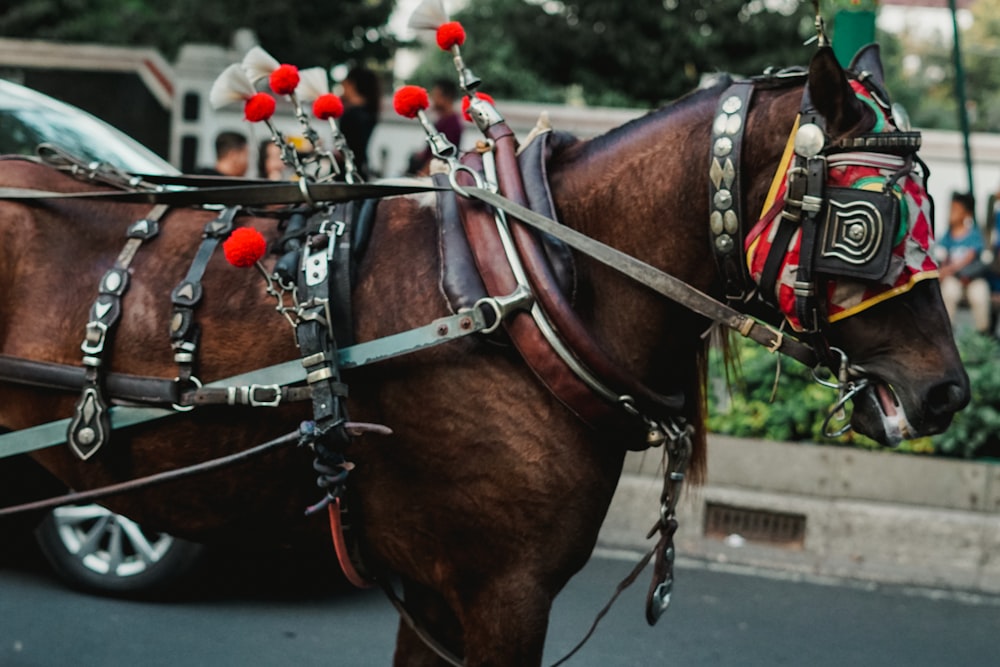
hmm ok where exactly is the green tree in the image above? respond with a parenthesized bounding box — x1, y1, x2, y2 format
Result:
(412, 0, 816, 107)
(0, 0, 396, 69)
(877, 26, 958, 131)
(964, 0, 1000, 131)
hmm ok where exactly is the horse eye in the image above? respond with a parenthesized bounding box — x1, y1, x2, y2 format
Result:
(891, 103, 912, 131)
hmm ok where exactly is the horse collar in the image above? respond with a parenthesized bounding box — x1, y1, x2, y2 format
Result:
(708, 80, 756, 303)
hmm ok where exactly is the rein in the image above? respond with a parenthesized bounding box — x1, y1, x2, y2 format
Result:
(460, 186, 817, 366)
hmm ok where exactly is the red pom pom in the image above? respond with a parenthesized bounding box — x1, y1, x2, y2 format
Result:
(436, 22, 466, 50)
(461, 92, 496, 122)
(269, 64, 300, 96)
(224, 227, 268, 268)
(393, 85, 429, 119)
(313, 93, 344, 120)
(244, 93, 276, 122)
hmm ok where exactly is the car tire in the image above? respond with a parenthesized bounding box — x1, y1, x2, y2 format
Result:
(34, 503, 204, 596)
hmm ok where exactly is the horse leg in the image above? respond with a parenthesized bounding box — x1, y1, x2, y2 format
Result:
(392, 577, 465, 667)
(453, 575, 553, 667)
(393, 573, 553, 667)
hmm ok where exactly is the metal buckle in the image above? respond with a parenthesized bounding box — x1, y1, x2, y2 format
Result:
(80, 321, 108, 355)
(248, 383, 282, 407)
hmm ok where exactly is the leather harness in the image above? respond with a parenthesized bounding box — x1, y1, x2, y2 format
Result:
(0, 65, 926, 651)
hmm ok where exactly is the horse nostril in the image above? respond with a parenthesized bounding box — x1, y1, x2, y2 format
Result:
(926, 381, 970, 416)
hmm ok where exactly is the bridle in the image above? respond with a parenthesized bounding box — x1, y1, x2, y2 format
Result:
(708, 64, 933, 424)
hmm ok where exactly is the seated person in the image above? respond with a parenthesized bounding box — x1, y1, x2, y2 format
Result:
(937, 192, 991, 334)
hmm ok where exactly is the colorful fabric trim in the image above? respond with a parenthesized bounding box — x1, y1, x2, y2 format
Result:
(744, 81, 938, 330)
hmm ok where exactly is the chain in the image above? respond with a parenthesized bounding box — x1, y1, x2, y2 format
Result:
(646, 417, 693, 624)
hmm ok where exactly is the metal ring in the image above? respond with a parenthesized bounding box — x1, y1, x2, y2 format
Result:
(448, 164, 484, 198)
(297, 178, 316, 207)
(821, 378, 870, 437)
(473, 297, 504, 335)
(172, 376, 203, 412)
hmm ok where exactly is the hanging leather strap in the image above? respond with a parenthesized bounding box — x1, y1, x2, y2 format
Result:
(169, 206, 239, 385)
(67, 204, 169, 460)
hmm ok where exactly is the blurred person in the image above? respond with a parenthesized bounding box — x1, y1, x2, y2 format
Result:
(339, 66, 381, 179)
(197, 131, 248, 177)
(257, 140, 286, 180)
(937, 191, 991, 334)
(406, 79, 462, 176)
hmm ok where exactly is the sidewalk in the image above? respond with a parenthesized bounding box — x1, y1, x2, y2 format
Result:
(598, 435, 1000, 593)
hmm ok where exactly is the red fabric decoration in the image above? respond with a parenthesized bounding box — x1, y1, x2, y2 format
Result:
(393, 85, 429, 118)
(269, 64, 300, 96)
(436, 21, 466, 50)
(224, 227, 268, 268)
(244, 93, 276, 122)
(313, 93, 345, 120)
(461, 92, 495, 122)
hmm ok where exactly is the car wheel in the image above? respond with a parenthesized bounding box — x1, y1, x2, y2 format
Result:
(34, 503, 204, 596)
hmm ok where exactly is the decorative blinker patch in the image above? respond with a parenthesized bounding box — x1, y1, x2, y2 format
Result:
(815, 187, 899, 281)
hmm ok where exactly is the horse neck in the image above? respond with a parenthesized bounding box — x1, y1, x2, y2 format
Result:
(545, 84, 799, 385)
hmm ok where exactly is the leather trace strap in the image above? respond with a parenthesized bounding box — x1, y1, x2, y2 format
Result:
(169, 206, 239, 387)
(461, 186, 817, 367)
(67, 204, 169, 460)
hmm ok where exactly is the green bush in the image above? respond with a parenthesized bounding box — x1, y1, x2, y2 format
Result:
(706, 332, 1000, 458)
(931, 332, 1000, 459)
(706, 336, 885, 448)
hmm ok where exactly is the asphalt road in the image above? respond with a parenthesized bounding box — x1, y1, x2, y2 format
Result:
(1, 539, 998, 667)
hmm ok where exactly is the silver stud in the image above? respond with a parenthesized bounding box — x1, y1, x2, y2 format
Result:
(713, 114, 729, 136)
(715, 234, 734, 253)
(710, 211, 724, 235)
(794, 123, 826, 158)
(726, 113, 742, 135)
(77, 427, 95, 445)
(713, 137, 733, 157)
(709, 159, 724, 189)
(848, 223, 866, 241)
(722, 159, 736, 188)
(714, 189, 733, 210)
(104, 272, 122, 292)
(724, 210, 739, 234)
(721, 95, 742, 114)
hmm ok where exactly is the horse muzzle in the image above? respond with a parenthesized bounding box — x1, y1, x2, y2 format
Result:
(849, 372, 969, 446)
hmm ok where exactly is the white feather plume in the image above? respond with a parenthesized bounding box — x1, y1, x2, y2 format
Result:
(242, 45, 281, 84)
(296, 67, 330, 102)
(408, 0, 450, 31)
(209, 64, 256, 109)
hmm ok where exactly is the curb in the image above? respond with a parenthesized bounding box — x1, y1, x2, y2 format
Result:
(598, 436, 1000, 594)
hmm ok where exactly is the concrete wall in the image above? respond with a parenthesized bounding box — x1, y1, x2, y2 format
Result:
(600, 434, 1000, 592)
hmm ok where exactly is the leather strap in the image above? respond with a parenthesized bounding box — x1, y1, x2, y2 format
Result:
(453, 156, 620, 427)
(170, 207, 239, 385)
(463, 186, 818, 367)
(67, 204, 169, 460)
(708, 81, 756, 302)
(483, 123, 684, 420)
(0, 180, 446, 208)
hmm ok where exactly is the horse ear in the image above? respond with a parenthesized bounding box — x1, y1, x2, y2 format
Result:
(848, 43, 886, 90)
(807, 46, 866, 135)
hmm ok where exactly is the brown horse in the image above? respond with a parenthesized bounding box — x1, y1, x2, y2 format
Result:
(0, 47, 968, 665)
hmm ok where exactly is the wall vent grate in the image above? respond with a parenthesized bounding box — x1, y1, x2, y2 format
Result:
(704, 502, 806, 549)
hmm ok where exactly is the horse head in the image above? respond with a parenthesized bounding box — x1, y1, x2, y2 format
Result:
(744, 45, 969, 445)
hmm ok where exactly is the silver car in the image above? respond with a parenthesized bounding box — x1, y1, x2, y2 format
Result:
(0, 78, 204, 595)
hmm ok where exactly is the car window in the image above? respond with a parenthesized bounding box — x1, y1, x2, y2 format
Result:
(0, 80, 176, 175)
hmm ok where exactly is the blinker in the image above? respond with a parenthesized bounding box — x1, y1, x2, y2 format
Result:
(794, 123, 825, 158)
